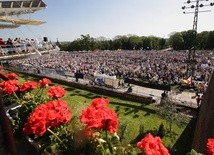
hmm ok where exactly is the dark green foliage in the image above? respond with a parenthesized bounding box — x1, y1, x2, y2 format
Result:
(157, 123, 166, 138)
(10, 104, 37, 138)
(138, 124, 144, 138)
(118, 123, 128, 142)
(58, 30, 214, 51)
(168, 32, 184, 50)
(130, 124, 145, 144)
(181, 30, 196, 50)
(58, 34, 167, 51)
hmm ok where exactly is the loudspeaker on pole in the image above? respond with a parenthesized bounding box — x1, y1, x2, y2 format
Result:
(43, 37, 48, 42)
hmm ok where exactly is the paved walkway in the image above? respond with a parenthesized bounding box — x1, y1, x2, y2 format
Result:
(117, 85, 200, 109)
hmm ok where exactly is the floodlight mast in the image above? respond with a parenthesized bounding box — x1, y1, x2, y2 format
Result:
(182, 0, 214, 77)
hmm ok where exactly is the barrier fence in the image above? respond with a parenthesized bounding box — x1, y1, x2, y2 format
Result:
(2, 63, 124, 89)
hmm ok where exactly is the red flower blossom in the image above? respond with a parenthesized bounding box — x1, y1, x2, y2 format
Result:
(207, 138, 214, 155)
(137, 133, 170, 155)
(0, 65, 2, 70)
(80, 103, 118, 134)
(20, 81, 37, 92)
(38, 78, 51, 88)
(0, 80, 19, 94)
(91, 97, 109, 109)
(47, 85, 66, 98)
(0, 72, 9, 79)
(46, 100, 71, 127)
(6, 73, 19, 80)
(23, 100, 71, 135)
(23, 104, 48, 135)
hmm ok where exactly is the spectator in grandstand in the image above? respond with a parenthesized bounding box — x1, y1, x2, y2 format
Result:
(196, 94, 201, 107)
(0, 38, 5, 46)
(6, 38, 13, 46)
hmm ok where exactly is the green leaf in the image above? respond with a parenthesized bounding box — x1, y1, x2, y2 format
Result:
(187, 149, 204, 155)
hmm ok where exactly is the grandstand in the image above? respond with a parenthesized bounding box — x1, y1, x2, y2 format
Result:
(0, 0, 59, 60)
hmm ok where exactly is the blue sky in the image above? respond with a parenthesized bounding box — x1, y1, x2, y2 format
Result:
(1, 0, 214, 42)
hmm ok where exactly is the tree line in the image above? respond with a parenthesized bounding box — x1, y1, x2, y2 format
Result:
(57, 30, 214, 51)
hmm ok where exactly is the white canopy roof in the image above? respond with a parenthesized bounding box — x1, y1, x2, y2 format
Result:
(0, 16, 46, 25)
(0, 0, 47, 29)
(0, 0, 46, 16)
(0, 23, 20, 29)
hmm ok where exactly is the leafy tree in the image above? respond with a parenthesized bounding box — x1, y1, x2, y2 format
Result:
(120, 36, 129, 50)
(96, 40, 111, 50)
(67, 34, 97, 51)
(168, 32, 184, 50)
(142, 36, 151, 50)
(58, 41, 71, 51)
(149, 36, 159, 50)
(181, 30, 196, 50)
(158, 38, 166, 50)
(206, 31, 214, 50)
(68, 39, 81, 51)
(57, 30, 214, 51)
(112, 38, 122, 50)
(196, 31, 209, 50)
(128, 36, 142, 50)
(80, 34, 93, 50)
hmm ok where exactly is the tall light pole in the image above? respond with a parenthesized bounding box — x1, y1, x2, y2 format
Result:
(182, 0, 214, 77)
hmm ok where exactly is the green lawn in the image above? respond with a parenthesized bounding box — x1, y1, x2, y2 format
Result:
(16, 73, 195, 154)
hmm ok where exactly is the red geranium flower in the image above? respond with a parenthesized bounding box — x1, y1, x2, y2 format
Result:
(91, 97, 109, 109)
(20, 81, 37, 92)
(137, 133, 170, 155)
(23, 100, 72, 135)
(46, 100, 71, 127)
(47, 85, 66, 98)
(207, 138, 214, 155)
(0, 72, 9, 79)
(24, 121, 47, 136)
(6, 73, 19, 80)
(38, 78, 51, 88)
(23, 104, 48, 135)
(0, 80, 19, 94)
(80, 101, 118, 135)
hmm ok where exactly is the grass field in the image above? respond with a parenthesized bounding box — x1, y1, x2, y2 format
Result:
(17, 73, 195, 154)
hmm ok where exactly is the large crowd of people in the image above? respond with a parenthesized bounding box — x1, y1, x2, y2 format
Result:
(6, 50, 213, 90)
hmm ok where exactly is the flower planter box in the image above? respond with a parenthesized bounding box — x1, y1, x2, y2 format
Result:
(5, 104, 40, 155)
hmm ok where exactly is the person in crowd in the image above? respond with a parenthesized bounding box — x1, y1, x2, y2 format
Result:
(161, 91, 168, 99)
(6, 38, 13, 46)
(127, 86, 133, 93)
(196, 94, 201, 107)
(0, 38, 5, 46)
